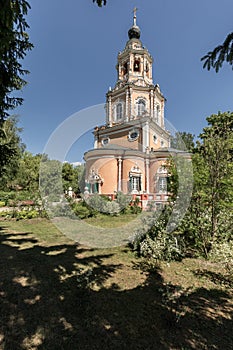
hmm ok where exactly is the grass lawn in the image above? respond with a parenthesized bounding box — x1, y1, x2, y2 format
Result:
(0, 218, 233, 349)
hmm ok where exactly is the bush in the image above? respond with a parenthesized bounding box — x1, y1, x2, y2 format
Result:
(130, 197, 142, 214)
(0, 201, 5, 207)
(16, 209, 39, 220)
(72, 203, 91, 219)
(139, 231, 184, 262)
(209, 241, 233, 278)
(103, 201, 120, 215)
(115, 192, 131, 213)
(131, 206, 184, 262)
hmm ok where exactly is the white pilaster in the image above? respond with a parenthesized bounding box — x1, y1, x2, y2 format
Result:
(108, 96, 112, 126)
(125, 89, 129, 122)
(142, 121, 149, 152)
(145, 159, 150, 193)
(117, 157, 122, 192)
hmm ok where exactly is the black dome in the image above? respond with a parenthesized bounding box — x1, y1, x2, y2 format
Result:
(128, 25, 141, 40)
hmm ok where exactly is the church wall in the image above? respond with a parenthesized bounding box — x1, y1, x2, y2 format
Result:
(98, 158, 118, 194)
(149, 131, 169, 150)
(97, 129, 143, 151)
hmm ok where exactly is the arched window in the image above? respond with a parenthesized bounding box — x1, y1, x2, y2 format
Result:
(123, 62, 128, 75)
(129, 165, 142, 193)
(156, 104, 160, 122)
(134, 59, 140, 72)
(155, 166, 167, 194)
(116, 103, 123, 121)
(137, 99, 146, 116)
(158, 177, 167, 193)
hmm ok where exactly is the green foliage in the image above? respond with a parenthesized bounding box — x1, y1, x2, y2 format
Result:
(0, 200, 5, 207)
(14, 152, 42, 191)
(132, 112, 233, 261)
(72, 202, 93, 219)
(168, 112, 233, 258)
(130, 197, 142, 214)
(103, 200, 120, 215)
(201, 32, 233, 72)
(132, 207, 185, 262)
(170, 131, 195, 151)
(0, 116, 24, 182)
(209, 241, 233, 283)
(39, 157, 63, 201)
(62, 163, 85, 195)
(115, 191, 131, 213)
(0, 0, 33, 118)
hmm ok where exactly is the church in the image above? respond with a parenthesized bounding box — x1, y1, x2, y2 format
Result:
(84, 10, 172, 209)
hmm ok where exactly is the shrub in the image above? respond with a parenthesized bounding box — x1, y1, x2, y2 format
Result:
(73, 203, 91, 219)
(115, 192, 131, 213)
(16, 209, 39, 220)
(103, 201, 120, 215)
(0, 201, 5, 207)
(139, 231, 184, 262)
(131, 206, 184, 262)
(209, 241, 233, 278)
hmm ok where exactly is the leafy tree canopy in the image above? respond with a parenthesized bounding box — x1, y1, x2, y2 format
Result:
(0, 116, 24, 182)
(0, 0, 33, 119)
(170, 131, 195, 152)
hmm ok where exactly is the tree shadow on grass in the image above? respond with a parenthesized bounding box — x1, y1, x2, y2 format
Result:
(193, 268, 233, 288)
(0, 227, 233, 349)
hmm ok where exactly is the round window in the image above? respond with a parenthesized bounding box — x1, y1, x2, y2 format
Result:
(128, 130, 139, 141)
(102, 138, 109, 146)
(153, 134, 157, 144)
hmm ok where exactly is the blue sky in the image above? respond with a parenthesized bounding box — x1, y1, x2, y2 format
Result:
(15, 0, 233, 162)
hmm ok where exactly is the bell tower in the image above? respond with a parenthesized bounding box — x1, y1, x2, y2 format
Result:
(117, 8, 153, 86)
(103, 8, 167, 145)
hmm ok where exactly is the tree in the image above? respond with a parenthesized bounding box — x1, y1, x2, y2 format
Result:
(176, 112, 233, 257)
(13, 151, 42, 192)
(201, 32, 233, 72)
(197, 112, 233, 240)
(0, 116, 24, 186)
(170, 131, 195, 151)
(62, 162, 84, 195)
(0, 0, 33, 119)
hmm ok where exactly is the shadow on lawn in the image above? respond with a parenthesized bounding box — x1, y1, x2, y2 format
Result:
(0, 226, 233, 350)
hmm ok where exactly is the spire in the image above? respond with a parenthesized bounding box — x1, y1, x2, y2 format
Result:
(133, 7, 137, 26)
(128, 7, 141, 40)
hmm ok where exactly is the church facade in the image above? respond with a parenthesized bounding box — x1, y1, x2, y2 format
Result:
(84, 11, 172, 209)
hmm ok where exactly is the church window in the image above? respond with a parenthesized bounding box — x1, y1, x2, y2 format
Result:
(156, 104, 160, 121)
(129, 175, 141, 192)
(123, 62, 128, 75)
(158, 177, 167, 193)
(155, 166, 167, 194)
(146, 62, 149, 77)
(128, 129, 139, 141)
(129, 165, 142, 193)
(116, 103, 123, 121)
(102, 138, 109, 146)
(134, 59, 140, 72)
(153, 134, 157, 144)
(137, 99, 146, 116)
